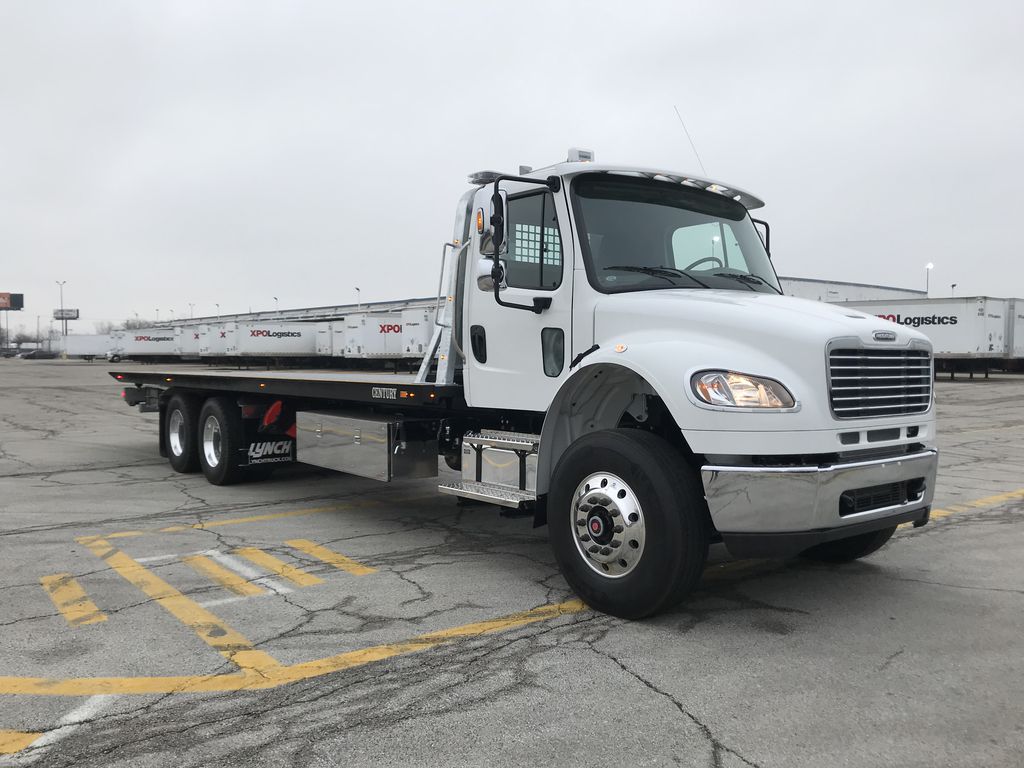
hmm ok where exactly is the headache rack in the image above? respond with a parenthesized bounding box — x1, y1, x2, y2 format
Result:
(828, 347, 932, 419)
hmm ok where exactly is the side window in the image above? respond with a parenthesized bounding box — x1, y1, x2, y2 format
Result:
(671, 222, 748, 272)
(505, 192, 563, 290)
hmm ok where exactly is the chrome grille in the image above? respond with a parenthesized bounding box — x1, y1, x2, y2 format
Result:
(828, 348, 932, 419)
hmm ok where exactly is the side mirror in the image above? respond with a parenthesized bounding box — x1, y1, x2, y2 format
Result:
(476, 258, 506, 292)
(489, 190, 508, 255)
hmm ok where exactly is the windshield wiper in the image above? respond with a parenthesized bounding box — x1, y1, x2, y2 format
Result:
(712, 272, 783, 294)
(604, 265, 711, 289)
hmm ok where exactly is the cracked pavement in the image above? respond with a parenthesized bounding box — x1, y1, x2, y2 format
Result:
(1, 360, 1022, 767)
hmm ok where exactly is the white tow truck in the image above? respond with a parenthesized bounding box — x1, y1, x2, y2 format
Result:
(114, 151, 939, 618)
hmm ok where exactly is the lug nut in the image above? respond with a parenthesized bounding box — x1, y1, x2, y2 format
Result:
(610, 541, 621, 548)
(580, 534, 591, 542)
(600, 547, 611, 555)
(576, 518, 586, 526)
(613, 525, 623, 533)
(588, 545, 599, 553)
(610, 509, 620, 518)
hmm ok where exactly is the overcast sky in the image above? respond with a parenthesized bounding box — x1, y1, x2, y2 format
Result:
(2, 1, 1022, 334)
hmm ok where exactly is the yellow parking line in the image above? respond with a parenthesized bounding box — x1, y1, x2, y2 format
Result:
(0, 599, 587, 696)
(0, 730, 42, 755)
(182, 555, 265, 597)
(234, 548, 324, 587)
(911, 487, 1024, 524)
(39, 574, 107, 627)
(78, 538, 281, 676)
(285, 539, 376, 576)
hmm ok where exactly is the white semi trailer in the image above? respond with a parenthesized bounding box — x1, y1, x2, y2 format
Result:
(114, 154, 939, 618)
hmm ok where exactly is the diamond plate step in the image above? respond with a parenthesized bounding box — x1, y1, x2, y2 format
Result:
(438, 481, 537, 509)
(464, 431, 540, 451)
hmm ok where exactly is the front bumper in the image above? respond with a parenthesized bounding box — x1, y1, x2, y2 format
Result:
(701, 449, 938, 558)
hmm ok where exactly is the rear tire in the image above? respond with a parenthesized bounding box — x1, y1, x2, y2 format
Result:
(198, 397, 244, 486)
(548, 429, 709, 619)
(165, 393, 201, 473)
(800, 526, 897, 563)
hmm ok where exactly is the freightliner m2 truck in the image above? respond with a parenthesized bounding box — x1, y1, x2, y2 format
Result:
(113, 153, 938, 618)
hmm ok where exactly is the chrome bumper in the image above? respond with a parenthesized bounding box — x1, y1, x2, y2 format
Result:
(700, 449, 938, 535)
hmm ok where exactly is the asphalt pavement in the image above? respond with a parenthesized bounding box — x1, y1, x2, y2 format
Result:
(0, 360, 1021, 767)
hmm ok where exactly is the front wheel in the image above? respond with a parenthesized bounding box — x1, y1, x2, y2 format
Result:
(548, 429, 709, 619)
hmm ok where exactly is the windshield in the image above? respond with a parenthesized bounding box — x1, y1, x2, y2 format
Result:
(571, 174, 781, 294)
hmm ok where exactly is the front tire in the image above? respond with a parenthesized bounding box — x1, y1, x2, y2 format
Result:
(800, 526, 897, 563)
(548, 429, 709, 619)
(165, 393, 200, 473)
(198, 397, 244, 486)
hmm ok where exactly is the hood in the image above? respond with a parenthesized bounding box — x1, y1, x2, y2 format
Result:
(592, 289, 930, 350)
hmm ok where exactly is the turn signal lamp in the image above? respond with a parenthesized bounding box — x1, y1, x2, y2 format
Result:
(476, 208, 485, 234)
(692, 371, 795, 409)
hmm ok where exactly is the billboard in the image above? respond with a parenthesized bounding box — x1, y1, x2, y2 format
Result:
(53, 308, 80, 320)
(0, 293, 25, 310)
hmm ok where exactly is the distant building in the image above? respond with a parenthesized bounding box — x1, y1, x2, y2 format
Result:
(780, 277, 924, 303)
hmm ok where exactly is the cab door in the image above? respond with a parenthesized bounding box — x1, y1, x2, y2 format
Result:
(463, 183, 574, 412)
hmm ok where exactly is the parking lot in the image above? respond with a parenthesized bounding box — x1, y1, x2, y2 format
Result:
(0, 360, 1022, 767)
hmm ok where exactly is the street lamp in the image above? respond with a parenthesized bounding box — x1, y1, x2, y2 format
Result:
(273, 296, 279, 313)
(924, 263, 934, 295)
(355, 287, 361, 310)
(215, 303, 221, 320)
(951, 283, 958, 297)
(55, 280, 67, 336)
(169, 309, 175, 321)
(188, 303, 195, 319)
(155, 309, 160, 323)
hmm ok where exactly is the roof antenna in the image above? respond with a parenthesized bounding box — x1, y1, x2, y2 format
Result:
(673, 105, 708, 176)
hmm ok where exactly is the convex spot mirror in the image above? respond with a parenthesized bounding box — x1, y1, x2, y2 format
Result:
(475, 258, 507, 292)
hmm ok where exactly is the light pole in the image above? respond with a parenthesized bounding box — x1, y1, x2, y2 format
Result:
(169, 309, 175, 322)
(155, 309, 160, 323)
(273, 296, 279, 313)
(55, 280, 67, 336)
(924, 263, 934, 296)
(951, 283, 957, 297)
(215, 303, 220, 320)
(355, 287, 361, 310)
(188, 303, 195, 319)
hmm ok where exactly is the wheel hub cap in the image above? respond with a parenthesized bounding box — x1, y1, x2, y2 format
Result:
(572, 472, 646, 579)
(168, 409, 185, 457)
(202, 415, 222, 468)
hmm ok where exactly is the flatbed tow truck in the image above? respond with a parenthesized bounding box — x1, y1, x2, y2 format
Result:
(113, 151, 938, 617)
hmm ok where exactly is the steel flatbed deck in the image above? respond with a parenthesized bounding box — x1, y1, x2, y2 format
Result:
(110, 367, 463, 407)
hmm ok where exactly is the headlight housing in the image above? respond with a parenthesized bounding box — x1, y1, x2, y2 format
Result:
(691, 371, 796, 409)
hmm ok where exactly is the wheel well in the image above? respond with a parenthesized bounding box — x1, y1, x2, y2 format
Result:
(534, 364, 698, 525)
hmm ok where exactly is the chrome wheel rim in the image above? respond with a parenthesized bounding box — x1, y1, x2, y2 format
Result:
(168, 409, 185, 457)
(202, 415, 222, 468)
(571, 472, 646, 578)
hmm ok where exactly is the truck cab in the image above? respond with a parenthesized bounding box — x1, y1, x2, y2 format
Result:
(447, 155, 936, 614)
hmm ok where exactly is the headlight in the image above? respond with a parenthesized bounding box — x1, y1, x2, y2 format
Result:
(691, 371, 795, 409)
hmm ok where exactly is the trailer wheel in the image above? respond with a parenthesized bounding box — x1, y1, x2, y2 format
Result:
(548, 429, 709, 619)
(800, 526, 897, 563)
(198, 397, 244, 486)
(165, 393, 200, 473)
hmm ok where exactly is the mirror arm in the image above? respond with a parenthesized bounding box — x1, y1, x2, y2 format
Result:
(752, 217, 770, 257)
(487, 174, 561, 314)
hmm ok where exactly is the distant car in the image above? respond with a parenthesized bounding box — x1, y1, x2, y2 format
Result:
(17, 349, 58, 359)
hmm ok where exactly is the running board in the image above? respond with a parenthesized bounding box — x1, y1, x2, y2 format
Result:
(438, 481, 536, 509)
